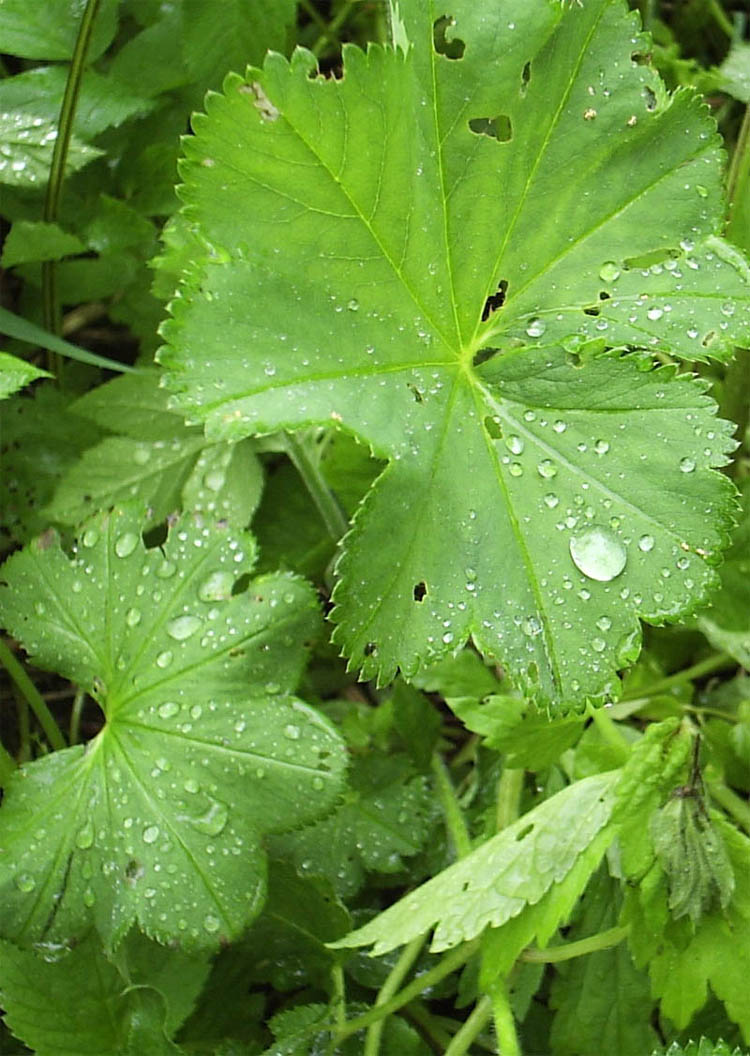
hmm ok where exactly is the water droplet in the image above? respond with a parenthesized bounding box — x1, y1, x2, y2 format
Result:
(82, 528, 99, 548)
(638, 534, 655, 552)
(592, 638, 606, 652)
(505, 434, 524, 455)
(283, 724, 300, 740)
(543, 493, 559, 509)
(594, 439, 609, 455)
(442, 631, 454, 644)
(203, 914, 220, 933)
(133, 446, 151, 466)
(647, 306, 663, 321)
(553, 420, 567, 433)
(114, 532, 138, 558)
(158, 701, 180, 719)
(526, 317, 546, 338)
(189, 799, 228, 837)
(198, 571, 234, 601)
(522, 617, 542, 637)
(679, 457, 696, 473)
(569, 526, 627, 582)
(537, 459, 557, 479)
(75, 820, 95, 849)
(167, 615, 203, 641)
(156, 559, 177, 579)
(15, 873, 36, 892)
(508, 462, 523, 477)
(142, 825, 159, 844)
(184, 777, 200, 793)
(599, 261, 620, 283)
(312, 776, 324, 791)
(126, 608, 142, 628)
(616, 628, 641, 666)
(347, 298, 359, 311)
(203, 468, 225, 492)
(156, 651, 173, 669)
(596, 616, 612, 632)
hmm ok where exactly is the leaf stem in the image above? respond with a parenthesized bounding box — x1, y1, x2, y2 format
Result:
(444, 995, 493, 1056)
(0, 639, 66, 752)
(620, 653, 735, 703)
(520, 924, 629, 964)
(284, 431, 349, 542)
(364, 934, 427, 1056)
(708, 780, 750, 834)
(331, 962, 347, 1033)
(432, 752, 472, 859)
(496, 767, 524, 833)
(335, 939, 481, 1041)
(488, 978, 522, 1056)
(587, 704, 630, 766)
(42, 0, 102, 355)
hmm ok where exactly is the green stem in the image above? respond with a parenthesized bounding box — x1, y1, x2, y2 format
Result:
(331, 962, 347, 1033)
(0, 738, 16, 787)
(432, 752, 472, 859)
(336, 939, 481, 1041)
(489, 978, 522, 1056)
(444, 995, 493, 1056)
(706, 0, 735, 37)
(284, 432, 349, 541)
(587, 704, 630, 766)
(496, 768, 524, 833)
(298, 0, 330, 36)
(708, 780, 750, 834)
(0, 639, 66, 752)
(620, 653, 735, 703)
(520, 924, 629, 964)
(69, 687, 85, 745)
(42, 0, 102, 354)
(15, 692, 30, 762)
(403, 1001, 455, 1051)
(727, 105, 750, 222)
(312, 0, 357, 57)
(364, 935, 427, 1056)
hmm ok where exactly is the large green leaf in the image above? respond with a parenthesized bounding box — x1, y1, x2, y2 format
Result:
(161, 0, 740, 711)
(0, 0, 119, 60)
(0, 505, 346, 949)
(332, 770, 618, 956)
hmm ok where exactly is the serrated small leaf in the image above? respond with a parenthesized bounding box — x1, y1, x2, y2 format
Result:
(161, 0, 742, 711)
(332, 770, 618, 955)
(0, 352, 50, 399)
(0, 505, 347, 949)
(0, 112, 101, 187)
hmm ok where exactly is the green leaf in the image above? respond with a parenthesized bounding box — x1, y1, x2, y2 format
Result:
(718, 43, 750, 104)
(161, 0, 741, 711)
(699, 482, 750, 667)
(270, 753, 435, 898)
(0, 67, 154, 138)
(332, 770, 618, 955)
(181, 0, 298, 87)
(0, 112, 101, 187)
(0, 505, 347, 948)
(0, 305, 137, 373)
(450, 695, 584, 768)
(0, 928, 209, 1056)
(657, 1042, 749, 1056)
(1, 221, 86, 267)
(549, 870, 658, 1056)
(627, 820, 750, 1037)
(0, 352, 51, 399)
(0, 0, 119, 60)
(650, 797, 735, 925)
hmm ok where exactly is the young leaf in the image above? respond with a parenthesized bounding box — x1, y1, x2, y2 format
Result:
(161, 0, 740, 710)
(0, 928, 208, 1056)
(0, 352, 51, 399)
(0, 505, 347, 949)
(331, 770, 618, 955)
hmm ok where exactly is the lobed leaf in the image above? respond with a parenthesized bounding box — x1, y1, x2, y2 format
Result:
(161, 0, 742, 711)
(0, 505, 347, 949)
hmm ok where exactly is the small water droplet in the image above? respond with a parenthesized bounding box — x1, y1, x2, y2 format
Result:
(526, 317, 546, 338)
(142, 825, 159, 844)
(442, 631, 454, 644)
(203, 914, 221, 933)
(15, 873, 36, 892)
(592, 637, 606, 652)
(599, 261, 620, 283)
(82, 528, 99, 548)
(569, 526, 627, 582)
(347, 298, 359, 311)
(594, 439, 609, 455)
(505, 434, 524, 455)
(537, 459, 557, 479)
(158, 701, 180, 719)
(189, 799, 228, 837)
(126, 608, 142, 628)
(553, 420, 567, 433)
(167, 615, 203, 641)
(596, 616, 612, 632)
(543, 493, 559, 509)
(156, 559, 177, 579)
(508, 461, 523, 477)
(156, 651, 173, 669)
(679, 457, 696, 473)
(283, 724, 300, 740)
(647, 306, 663, 321)
(75, 820, 95, 849)
(133, 446, 151, 466)
(114, 532, 138, 558)
(638, 534, 655, 552)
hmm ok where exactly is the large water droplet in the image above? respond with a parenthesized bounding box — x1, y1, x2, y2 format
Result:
(679, 457, 696, 473)
(82, 528, 99, 548)
(189, 799, 229, 837)
(158, 701, 180, 719)
(142, 825, 160, 844)
(75, 820, 95, 849)
(638, 534, 655, 552)
(599, 261, 620, 283)
(526, 317, 546, 338)
(505, 434, 524, 455)
(569, 526, 627, 582)
(15, 873, 36, 892)
(167, 615, 203, 641)
(203, 914, 220, 933)
(114, 532, 138, 558)
(198, 571, 234, 602)
(537, 459, 557, 479)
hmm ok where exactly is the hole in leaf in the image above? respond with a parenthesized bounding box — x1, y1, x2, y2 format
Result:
(484, 415, 502, 439)
(364, 642, 377, 656)
(701, 331, 717, 347)
(413, 581, 427, 602)
(482, 279, 508, 321)
(623, 246, 678, 270)
(433, 16, 465, 59)
(407, 383, 424, 403)
(515, 823, 534, 842)
(468, 115, 512, 141)
(583, 306, 600, 317)
(631, 50, 650, 65)
(598, 291, 611, 300)
(642, 86, 657, 111)
(143, 521, 168, 549)
(125, 859, 143, 882)
(232, 573, 251, 595)
(521, 61, 531, 94)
